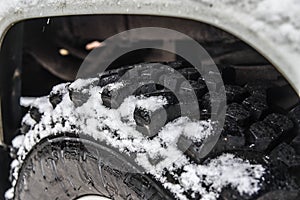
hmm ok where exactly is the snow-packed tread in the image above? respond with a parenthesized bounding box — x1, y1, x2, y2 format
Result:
(134, 90, 180, 137)
(8, 62, 300, 200)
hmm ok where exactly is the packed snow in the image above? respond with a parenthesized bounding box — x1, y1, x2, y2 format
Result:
(136, 96, 168, 111)
(6, 78, 265, 200)
(19, 97, 38, 108)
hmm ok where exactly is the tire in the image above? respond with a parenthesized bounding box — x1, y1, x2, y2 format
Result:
(8, 62, 300, 200)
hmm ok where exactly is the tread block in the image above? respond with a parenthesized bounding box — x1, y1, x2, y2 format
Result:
(211, 117, 246, 153)
(134, 91, 181, 137)
(112, 65, 134, 76)
(247, 121, 276, 151)
(201, 92, 226, 111)
(49, 92, 63, 108)
(263, 113, 294, 135)
(191, 80, 207, 98)
(223, 117, 244, 137)
(134, 107, 172, 137)
(139, 67, 163, 83)
(134, 83, 157, 95)
(101, 87, 124, 109)
(204, 71, 223, 92)
(29, 107, 42, 123)
(158, 73, 181, 91)
(101, 81, 138, 109)
(69, 89, 90, 107)
(179, 80, 207, 99)
(99, 73, 121, 87)
(242, 94, 268, 121)
(225, 85, 248, 103)
(266, 160, 298, 191)
(226, 103, 251, 126)
(177, 68, 200, 81)
(214, 133, 246, 154)
(270, 143, 300, 168)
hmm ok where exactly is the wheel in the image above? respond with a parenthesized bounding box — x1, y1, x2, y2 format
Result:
(6, 62, 300, 200)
